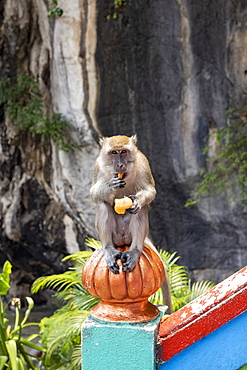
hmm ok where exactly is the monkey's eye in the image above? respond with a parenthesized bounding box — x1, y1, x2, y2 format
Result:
(111, 150, 118, 155)
(120, 150, 127, 155)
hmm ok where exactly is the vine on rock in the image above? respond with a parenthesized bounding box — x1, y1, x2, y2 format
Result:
(48, 0, 63, 18)
(0, 74, 80, 152)
(186, 99, 247, 207)
(106, 0, 127, 20)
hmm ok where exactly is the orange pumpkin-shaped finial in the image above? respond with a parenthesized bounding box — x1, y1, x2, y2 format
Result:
(82, 245, 165, 322)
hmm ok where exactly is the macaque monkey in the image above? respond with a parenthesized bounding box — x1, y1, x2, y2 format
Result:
(90, 135, 172, 312)
(90, 135, 156, 271)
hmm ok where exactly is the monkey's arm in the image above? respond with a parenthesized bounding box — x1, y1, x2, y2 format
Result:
(126, 151, 156, 213)
(127, 185, 156, 214)
(127, 173, 156, 214)
(90, 164, 126, 205)
(90, 180, 113, 204)
(135, 185, 156, 207)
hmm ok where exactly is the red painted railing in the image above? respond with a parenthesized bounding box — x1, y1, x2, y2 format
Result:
(157, 266, 247, 363)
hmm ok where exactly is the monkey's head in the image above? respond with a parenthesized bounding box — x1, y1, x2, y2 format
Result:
(99, 135, 138, 175)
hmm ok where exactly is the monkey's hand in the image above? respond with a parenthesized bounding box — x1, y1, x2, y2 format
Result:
(109, 175, 126, 190)
(104, 246, 122, 274)
(126, 195, 140, 214)
(121, 248, 141, 272)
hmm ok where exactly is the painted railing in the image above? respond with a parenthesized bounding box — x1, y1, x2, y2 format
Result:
(157, 266, 247, 370)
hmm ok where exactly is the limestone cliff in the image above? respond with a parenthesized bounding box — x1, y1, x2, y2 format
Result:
(96, 0, 247, 282)
(0, 0, 99, 298)
(0, 0, 247, 300)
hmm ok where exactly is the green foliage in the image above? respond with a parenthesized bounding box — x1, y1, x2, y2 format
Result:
(31, 241, 99, 370)
(48, 0, 63, 18)
(39, 308, 87, 370)
(31, 238, 214, 369)
(237, 364, 247, 370)
(186, 104, 247, 207)
(106, 0, 127, 20)
(150, 250, 214, 311)
(0, 261, 11, 296)
(0, 261, 44, 370)
(0, 74, 79, 152)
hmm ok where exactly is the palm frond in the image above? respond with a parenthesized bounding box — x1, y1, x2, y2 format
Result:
(158, 250, 188, 280)
(40, 307, 88, 338)
(62, 251, 93, 265)
(85, 238, 102, 250)
(40, 306, 88, 369)
(156, 247, 215, 311)
(44, 335, 73, 369)
(169, 267, 188, 288)
(159, 250, 181, 268)
(186, 280, 215, 303)
(149, 287, 163, 305)
(55, 285, 87, 301)
(31, 272, 81, 294)
(65, 291, 99, 311)
(68, 345, 81, 370)
(171, 295, 188, 312)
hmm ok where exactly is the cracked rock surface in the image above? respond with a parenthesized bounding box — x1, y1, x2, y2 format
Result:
(1, 0, 247, 301)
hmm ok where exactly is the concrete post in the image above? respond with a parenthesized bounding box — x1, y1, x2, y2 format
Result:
(82, 312, 162, 370)
(81, 245, 166, 369)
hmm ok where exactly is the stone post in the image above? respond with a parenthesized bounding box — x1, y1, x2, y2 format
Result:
(81, 245, 165, 369)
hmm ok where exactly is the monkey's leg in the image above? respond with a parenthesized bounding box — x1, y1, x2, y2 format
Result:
(95, 202, 122, 274)
(121, 206, 149, 272)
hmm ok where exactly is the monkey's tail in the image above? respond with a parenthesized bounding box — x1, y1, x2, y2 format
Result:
(145, 238, 172, 314)
(161, 269, 172, 314)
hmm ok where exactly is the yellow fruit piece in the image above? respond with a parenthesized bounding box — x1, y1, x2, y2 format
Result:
(118, 173, 124, 178)
(114, 197, 133, 214)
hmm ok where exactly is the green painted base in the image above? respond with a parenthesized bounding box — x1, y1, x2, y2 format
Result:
(82, 312, 163, 370)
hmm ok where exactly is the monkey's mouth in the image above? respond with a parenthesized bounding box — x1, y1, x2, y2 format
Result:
(116, 173, 127, 179)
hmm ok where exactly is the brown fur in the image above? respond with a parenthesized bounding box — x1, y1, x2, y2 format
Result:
(90, 135, 172, 312)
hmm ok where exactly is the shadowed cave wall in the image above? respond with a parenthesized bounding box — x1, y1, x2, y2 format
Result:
(96, 0, 247, 282)
(0, 0, 247, 301)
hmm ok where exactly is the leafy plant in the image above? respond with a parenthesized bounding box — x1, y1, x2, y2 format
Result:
(186, 102, 247, 207)
(237, 364, 247, 370)
(0, 261, 45, 370)
(106, 0, 127, 20)
(31, 238, 214, 369)
(48, 0, 63, 18)
(150, 250, 215, 311)
(31, 242, 99, 370)
(0, 74, 79, 152)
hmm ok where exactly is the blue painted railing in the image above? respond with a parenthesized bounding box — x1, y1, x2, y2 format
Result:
(157, 266, 247, 370)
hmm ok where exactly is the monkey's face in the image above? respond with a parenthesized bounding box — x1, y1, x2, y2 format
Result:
(108, 149, 130, 174)
(99, 136, 137, 175)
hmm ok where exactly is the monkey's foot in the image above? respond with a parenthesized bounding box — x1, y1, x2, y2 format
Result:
(105, 247, 122, 274)
(121, 249, 140, 272)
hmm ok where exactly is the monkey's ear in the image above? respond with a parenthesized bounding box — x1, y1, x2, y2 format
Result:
(99, 137, 106, 147)
(131, 134, 137, 144)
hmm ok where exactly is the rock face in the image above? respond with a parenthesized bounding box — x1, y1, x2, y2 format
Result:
(0, 0, 99, 299)
(0, 0, 247, 299)
(96, 0, 247, 282)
